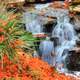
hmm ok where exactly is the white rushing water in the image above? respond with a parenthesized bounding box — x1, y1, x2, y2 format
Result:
(52, 15, 77, 73)
(39, 37, 55, 66)
(26, 19, 43, 34)
(23, 13, 43, 34)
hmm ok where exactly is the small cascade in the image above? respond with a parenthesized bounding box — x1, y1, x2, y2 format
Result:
(52, 14, 78, 73)
(26, 19, 43, 34)
(39, 37, 55, 66)
(23, 13, 43, 34)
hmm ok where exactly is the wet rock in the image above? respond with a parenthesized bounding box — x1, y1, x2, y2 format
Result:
(70, 16, 80, 32)
(66, 50, 80, 71)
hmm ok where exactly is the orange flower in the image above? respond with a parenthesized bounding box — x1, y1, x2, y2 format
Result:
(0, 35, 5, 43)
(10, 39, 24, 48)
(0, 28, 4, 32)
(14, 39, 24, 45)
(0, 19, 8, 26)
(8, 14, 17, 21)
(60, 74, 71, 80)
(0, 53, 73, 80)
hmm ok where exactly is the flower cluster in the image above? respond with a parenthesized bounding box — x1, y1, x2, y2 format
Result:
(0, 50, 73, 80)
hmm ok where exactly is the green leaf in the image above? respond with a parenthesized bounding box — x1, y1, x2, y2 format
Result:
(0, 14, 7, 20)
(0, 43, 5, 51)
(4, 20, 15, 30)
(19, 34, 36, 41)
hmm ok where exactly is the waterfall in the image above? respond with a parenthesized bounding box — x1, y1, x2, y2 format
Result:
(23, 9, 78, 73)
(26, 19, 43, 34)
(52, 15, 77, 73)
(39, 37, 55, 66)
(23, 12, 43, 34)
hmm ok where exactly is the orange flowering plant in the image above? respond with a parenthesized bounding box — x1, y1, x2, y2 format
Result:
(0, 4, 36, 68)
(0, 50, 72, 80)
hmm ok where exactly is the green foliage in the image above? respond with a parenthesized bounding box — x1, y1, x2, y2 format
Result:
(0, 6, 37, 62)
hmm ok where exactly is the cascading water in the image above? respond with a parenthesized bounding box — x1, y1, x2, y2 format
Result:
(52, 14, 78, 73)
(39, 37, 55, 66)
(23, 8, 78, 74)
(23, 12, 43, 34)
(26, 19, 43, 34)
